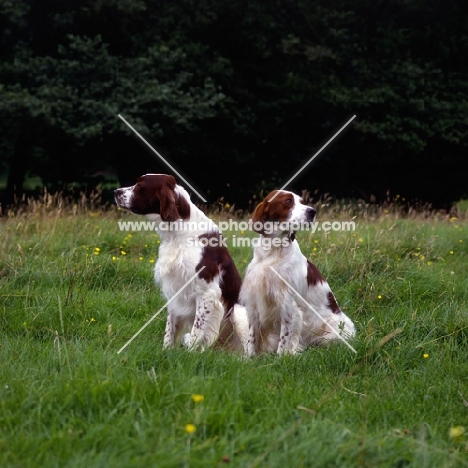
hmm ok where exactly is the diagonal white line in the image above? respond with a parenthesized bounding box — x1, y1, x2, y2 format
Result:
(269, 115, 356, 202)
(117, 114, 207, 202)
(268, 266, 357, 353)
(117, 266, 205, 354)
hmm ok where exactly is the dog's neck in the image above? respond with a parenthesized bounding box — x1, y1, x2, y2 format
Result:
(252, 231, 298, 256)
(147, 187, 219, 242)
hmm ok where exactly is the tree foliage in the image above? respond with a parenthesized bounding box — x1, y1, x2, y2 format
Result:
(1, 0, 467, 207)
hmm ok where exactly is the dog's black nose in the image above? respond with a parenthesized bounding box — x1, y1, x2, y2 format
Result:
(307, 207, 316, 219)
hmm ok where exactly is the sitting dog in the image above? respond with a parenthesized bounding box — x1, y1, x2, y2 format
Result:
(114, 174, 248, 351)
(239, 189, 355, 355)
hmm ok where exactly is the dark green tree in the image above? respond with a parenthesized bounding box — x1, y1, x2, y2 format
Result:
(1, 0, 467, 208)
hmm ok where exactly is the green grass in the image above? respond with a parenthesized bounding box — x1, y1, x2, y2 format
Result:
(1, 203, 467, 467)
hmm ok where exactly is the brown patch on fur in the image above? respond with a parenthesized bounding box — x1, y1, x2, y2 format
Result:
(128, 174, 191, 221)
(306, 260, 325, 286)
(251, 190, 295, 233)
(195, 232, 242, 312)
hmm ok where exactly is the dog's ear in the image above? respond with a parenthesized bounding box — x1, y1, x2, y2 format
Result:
(252, 190, 282, 233)
(157, 177, 191, 221)
(174, 190, 191, 220)
(158, 186, 179, 221)
(251, 201, 268, 234)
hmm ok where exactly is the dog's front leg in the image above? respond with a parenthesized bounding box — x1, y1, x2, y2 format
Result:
(188, 292, 224, 351)
(247, 315, 267, 356)
(277, 304, 303, 355)
(246, 324, 258, 357)
(163, 312, 177, 349)
(163, 305, 186, 349)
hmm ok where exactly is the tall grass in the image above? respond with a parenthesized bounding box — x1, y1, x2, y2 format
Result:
(0, 194, 467, 467)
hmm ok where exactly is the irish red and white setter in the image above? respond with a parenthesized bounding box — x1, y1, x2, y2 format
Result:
(114, 174, 249, 352)
(239, 190, 355, 355)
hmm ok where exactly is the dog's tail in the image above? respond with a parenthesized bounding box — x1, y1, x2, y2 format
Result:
(229, 304, 250, 354)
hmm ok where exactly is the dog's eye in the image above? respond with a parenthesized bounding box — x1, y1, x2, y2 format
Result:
(285, 198, 293, 204)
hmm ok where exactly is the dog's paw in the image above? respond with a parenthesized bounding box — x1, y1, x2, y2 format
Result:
(182, 333, 206, 351)
(182, 333, 191, 348)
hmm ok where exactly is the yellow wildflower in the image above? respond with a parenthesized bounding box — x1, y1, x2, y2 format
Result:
(449, 426, 465, 439)
(185, 424, 196, 434)
(191, 394, 204, 403)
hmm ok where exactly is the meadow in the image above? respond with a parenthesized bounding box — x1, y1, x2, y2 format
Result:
(0, 193, 467, 467)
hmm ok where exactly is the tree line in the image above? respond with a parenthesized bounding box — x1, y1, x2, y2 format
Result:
(1, 0, 467, 209)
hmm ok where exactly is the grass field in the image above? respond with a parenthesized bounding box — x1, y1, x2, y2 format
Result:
(1, 196, 467, 467)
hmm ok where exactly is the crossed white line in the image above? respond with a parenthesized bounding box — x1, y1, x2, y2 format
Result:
(116, 114, 356, 354)
(118, 113, 356, 205)
(268, 266, 357, 353)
